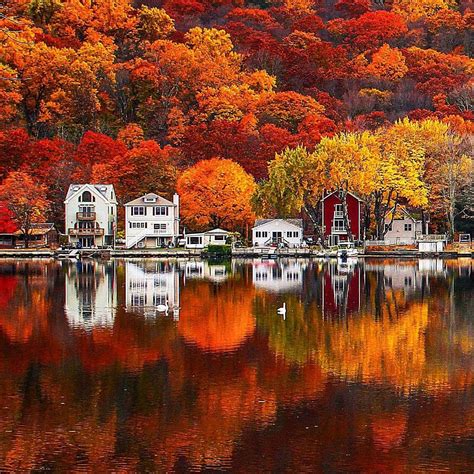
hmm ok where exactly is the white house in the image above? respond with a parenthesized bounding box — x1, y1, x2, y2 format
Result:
(252, 259, 306, 292)
(384, 207, 427, 244)
(64, 260, 117, 330)
(183, 260, 229, 282)
(65, 184, 117, 248)
(185, 228, 230, 249)
(125, 260, 180, 319)
(125, 193, 179, 249)
(252, 219, 303, 248)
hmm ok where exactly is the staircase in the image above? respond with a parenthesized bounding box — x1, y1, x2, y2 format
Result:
(126, 231, 149, 249)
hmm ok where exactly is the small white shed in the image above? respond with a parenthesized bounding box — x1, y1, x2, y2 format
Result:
(185, 228, 230, 249)
(418, 240, 445, 252)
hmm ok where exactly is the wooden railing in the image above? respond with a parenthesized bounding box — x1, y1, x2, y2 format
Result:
(69, 228, 104, 236)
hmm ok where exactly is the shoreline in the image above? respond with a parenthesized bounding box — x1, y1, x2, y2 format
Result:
(0, 248, 472, 259)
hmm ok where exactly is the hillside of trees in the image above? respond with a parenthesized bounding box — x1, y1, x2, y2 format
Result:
(0, 0, 472, 236)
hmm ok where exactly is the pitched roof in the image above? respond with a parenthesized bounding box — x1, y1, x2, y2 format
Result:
(65, 184, 116, 203)
(387, 206, 422, 222)
(125, 193, 174, 206)
(253, 218, 303, 229)
(205, 228, 230, 235)
(13, 223, 56, 236)
(321, 190, 363, 202)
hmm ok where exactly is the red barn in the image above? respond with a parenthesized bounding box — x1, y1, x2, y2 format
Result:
(321, 191, 362, 246)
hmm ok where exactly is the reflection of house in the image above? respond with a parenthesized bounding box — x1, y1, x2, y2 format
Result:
(185, 228, 230, 249)
(384, 207, 427, 244)
(322, 191, 362, 246)
(125, 261, 180, 318)
(252, 259, 305, 292)
(183, 260, 229, 282)
(64, 261, 117, 329)
(125, 193, 180, 249)
(252, 219, 303, 247)
(65, 184, 117, 248)
(321, 260, 361, 317)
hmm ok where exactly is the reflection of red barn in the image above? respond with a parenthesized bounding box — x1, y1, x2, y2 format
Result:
(321, 262, 361, 317)
(322, 191, 362, 246)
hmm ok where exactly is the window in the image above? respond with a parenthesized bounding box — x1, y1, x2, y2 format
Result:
(189, 236, 202, 245)
(213, 235, 225, 241)
(153, 206, 169, 216)
(334, 204, 343, 217)
(154, 223, 166, 230)
(333, 219, 346, 231)
(385, 223, 393, 232)
(256, 231, 268, 238)
(287, 231, 299, 238)
(129, 222, 147, 229)
(131, 206, 145, 216)
(404, 223, 413, 232)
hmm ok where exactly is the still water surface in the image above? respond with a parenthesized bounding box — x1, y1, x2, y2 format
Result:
(0, 257, 473, 471)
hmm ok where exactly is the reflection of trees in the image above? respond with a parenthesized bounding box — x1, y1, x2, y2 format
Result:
(178, 279, 256, 353)
(0, 258, 473, 471)
(257, 260, 474, 394)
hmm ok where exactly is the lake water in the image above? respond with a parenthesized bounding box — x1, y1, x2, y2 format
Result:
(0, 257, 473, 471)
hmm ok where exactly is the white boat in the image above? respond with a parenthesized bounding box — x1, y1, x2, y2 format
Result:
(336, 242, 359, 258)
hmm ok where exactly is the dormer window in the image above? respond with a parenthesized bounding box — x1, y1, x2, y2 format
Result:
(80, 190, 92, 202)
(144, 196, 157, 203)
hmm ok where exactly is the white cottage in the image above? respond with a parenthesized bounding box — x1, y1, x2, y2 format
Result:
(384, 207, 427, 244)
(252, 219, 303, 248)
(125, 193, 180, 249)
(185, 228, 230, 249)
(64, 184, 117, 248)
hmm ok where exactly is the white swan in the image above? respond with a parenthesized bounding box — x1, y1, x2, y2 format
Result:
(156, 301, 169, 313)
(277, 302, 286, 319)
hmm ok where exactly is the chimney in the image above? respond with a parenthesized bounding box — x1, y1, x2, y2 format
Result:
(173, 193, 180, 237)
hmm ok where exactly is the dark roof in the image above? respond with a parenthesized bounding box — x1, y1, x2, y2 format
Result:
(254, 218, 303, 229)
(13, 223, 55, 236)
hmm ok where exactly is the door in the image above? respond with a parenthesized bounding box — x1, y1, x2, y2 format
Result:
(272, 231, 282, 243)
(79, 237, 94, 248)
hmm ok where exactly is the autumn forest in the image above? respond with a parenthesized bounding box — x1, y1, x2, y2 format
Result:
(0, 0, 473, 236)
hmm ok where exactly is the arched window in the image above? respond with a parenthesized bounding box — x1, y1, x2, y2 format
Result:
(81, 190, 92, 202)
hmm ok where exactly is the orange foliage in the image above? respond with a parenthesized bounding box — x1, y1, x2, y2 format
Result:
(177, 158, 256, 230)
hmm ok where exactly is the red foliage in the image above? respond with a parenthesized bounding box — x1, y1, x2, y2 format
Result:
(327, 11, 408, 52)
(73, 132, 127, 181)
(0, 129, 30, 180)
(0, 203, 17, 234)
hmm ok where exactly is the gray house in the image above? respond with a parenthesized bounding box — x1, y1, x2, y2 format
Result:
(384, 207, 428, 244)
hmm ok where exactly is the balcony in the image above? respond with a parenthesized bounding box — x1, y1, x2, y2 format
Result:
(69, 228, 104, 236)
(331, 226, 348, 234)
(76, 212, 96, 221)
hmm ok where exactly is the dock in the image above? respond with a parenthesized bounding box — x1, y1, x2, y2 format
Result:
(0, 247, 471, 260)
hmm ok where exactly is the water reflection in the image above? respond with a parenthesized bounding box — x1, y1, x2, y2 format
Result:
(252, 259, 306, 293)
(0, 258, 473, 471)
(64, 260, 117, 329)
(126, 260, 180, 319)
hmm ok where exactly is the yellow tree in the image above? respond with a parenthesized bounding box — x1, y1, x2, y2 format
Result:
(315, 132, 379, 241)
(373, 129, 428, 239)
(252, 146, 326, 237)
(392, 0, 457, 23)
(387, 118, 472, 239)
(177, 158, 256, 231)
